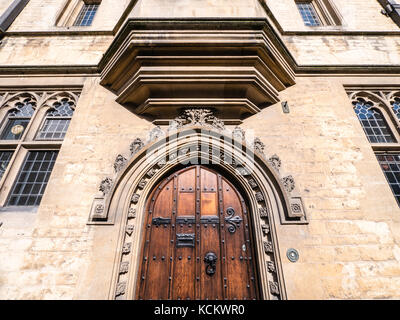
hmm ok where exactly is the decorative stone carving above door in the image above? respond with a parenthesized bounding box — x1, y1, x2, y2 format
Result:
(88, 109, 307, 226)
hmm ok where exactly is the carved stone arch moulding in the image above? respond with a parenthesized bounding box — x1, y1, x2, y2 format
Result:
(0, 90, 81, 112)
(40, 91, 80, 110)
(348, 89, 400, 111)
(0, 91, 39, 112)
(87, 109, 308, 300)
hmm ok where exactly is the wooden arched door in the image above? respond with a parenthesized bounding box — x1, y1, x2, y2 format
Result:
(136, 165, 260, 300)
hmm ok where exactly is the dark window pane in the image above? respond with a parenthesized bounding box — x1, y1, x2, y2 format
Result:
(376, 153, 400, 206)
(0, 100, 35, 140)
(391, 100, 400, 120)
(392, 184, 400, 195)
(0, 151, 13, 180)
(27, 196, 36, 206)
(8, 196, 17, 206)
(6, 151, 58, 206)
(386, 172, 396, 183)
(0, 119, 30, 140)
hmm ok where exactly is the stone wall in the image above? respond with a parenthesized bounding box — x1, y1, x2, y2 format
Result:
(2, 74, 398, 299)
(266, 0, 398, 31)
(0, 77, 151, 299)
(7, 0, 130, 31)
(243, 76, 400, 299)
(0, 0, 400, 300)
(0, 35, 112, 66)
(283, 34, 400, 66)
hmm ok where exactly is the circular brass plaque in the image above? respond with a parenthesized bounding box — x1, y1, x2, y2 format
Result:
(11, 124, 24, 135)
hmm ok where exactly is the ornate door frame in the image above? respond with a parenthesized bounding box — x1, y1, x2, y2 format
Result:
(87, 112, 308, 300)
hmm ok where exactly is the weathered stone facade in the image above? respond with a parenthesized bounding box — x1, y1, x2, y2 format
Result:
(0, 0, 400, 300)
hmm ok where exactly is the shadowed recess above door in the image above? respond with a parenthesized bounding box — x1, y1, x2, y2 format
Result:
(99, 18, 296, 121)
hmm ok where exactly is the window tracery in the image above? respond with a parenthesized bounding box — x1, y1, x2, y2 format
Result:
(0, 90, 80, 207)
(0, 98, 35, 140)
(36, 98, 75, 140)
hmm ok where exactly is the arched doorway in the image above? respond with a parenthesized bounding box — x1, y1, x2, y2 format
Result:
(136, 165, 260, 300)
(88, 122, 308, 300)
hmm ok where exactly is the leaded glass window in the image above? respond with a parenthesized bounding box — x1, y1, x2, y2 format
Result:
(296, 2, 321, 26)
(73, 4, 99, 26)
(0, 151, 13, 180)
(7, 151, 58, 206)
(377, 154, 400, 205)
(391, 97, 400, 120)
(353, 100, 395, 143)
(37, 99, 75, 140)
(0, 99, 35, 140)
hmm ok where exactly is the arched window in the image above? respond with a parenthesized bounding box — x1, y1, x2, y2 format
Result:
(0, 98, 35, 140)
(0, 90, 80, 208)
(36, 98, 75, 140)
(349, 90, 400, 208)
(353, 99, 395, 143)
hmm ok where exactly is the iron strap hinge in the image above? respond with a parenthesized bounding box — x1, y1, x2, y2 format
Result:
(152, 217, 172, 225)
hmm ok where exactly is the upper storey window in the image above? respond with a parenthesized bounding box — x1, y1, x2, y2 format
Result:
(36, 98, 75, 140)
(295, 0, 342, 27)
(73, 3, 99, 26)
(0, 99, 35, 140)
(0, 90, 80, 208)
(348, 90, 400, 207)
(391, 97, 400, 120)
(353, 98, 395, 143)
(56, 0, 101, 27)
(296, 2, 321, 26)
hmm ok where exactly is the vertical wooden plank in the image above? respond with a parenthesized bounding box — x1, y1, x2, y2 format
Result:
(199, 167, 223, 300)
(172, 167, 196, 300)
(195, 165, 201, 300)
(138, 179, 174, 300)
(222, 178, 252, 300)
(217, 173, 228, 300)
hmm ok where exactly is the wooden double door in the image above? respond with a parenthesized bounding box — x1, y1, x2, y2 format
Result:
(136, 165, 260, 300)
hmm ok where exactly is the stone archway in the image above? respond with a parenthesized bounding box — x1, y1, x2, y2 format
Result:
(87, 110, 308, 300)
